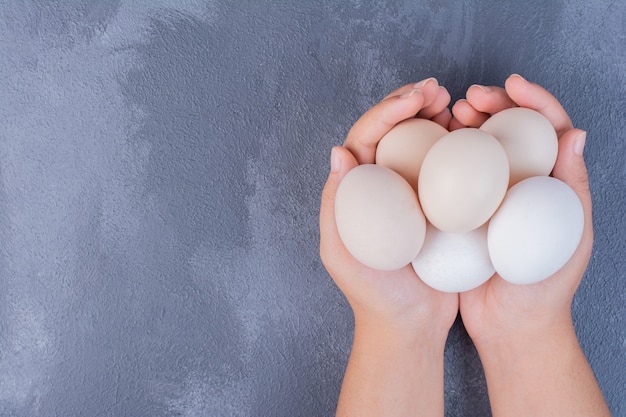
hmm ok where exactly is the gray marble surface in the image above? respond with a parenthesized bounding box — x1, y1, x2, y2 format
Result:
(0, 1, 624, 416)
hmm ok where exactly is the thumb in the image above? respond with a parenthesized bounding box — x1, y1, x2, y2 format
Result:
(551, 129, 591, 208)
(319, 146, 359, 265)
(551, 128, 594, 255)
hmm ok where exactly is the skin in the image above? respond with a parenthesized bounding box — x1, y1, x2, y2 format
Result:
(454, 74, 611, 417)
(320, 78, 458, 417)
(319, 74, 611, 416)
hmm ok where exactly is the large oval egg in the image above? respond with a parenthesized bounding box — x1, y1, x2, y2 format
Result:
(412, 222, 494, 293)
(488, 176, 584, 284)
(480, 108, 558, 186)
(376, 118, 448, 192)
(335, 164, 426, 271)
(418, 128, 509, 232)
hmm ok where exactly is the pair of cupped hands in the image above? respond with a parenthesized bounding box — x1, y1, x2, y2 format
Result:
(320, 74, 593, 348)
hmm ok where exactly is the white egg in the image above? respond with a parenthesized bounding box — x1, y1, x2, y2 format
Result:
(418, 128, 509, 232)
(412, 222, 494, 293)
(376, 118, 448, 192)
(480, 108, 558, 186)
(335, 164, 426, 271)
(488, 176, 584, 284)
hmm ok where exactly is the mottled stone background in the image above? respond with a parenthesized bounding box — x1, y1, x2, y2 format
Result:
(0, 1, 624, 416)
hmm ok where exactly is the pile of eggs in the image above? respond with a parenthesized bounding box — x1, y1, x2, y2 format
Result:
(335, 108, 584, 292)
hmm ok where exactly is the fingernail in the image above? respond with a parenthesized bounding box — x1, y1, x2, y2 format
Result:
(330, 147, 341, 172)
(470, 84, 492, 93)
(510, 73, 527, 83)
(400, 88, 422, 99)
(415, 77, 437, 89)
(574, 131, 586, 156)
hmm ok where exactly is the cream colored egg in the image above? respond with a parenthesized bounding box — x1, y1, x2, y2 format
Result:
(480, 108, 558, 186)
(376, 118, 448, 191)
(488, 176, 584, 284)
(418, 128, 509, 233)
(335, 164, 426, 271)
(412, 222, 494, 293)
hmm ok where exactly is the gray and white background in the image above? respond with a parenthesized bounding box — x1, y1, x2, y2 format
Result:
(0, 1, 624, 416)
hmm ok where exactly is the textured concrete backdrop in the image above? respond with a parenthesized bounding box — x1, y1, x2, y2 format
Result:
(0, 1, 624, 416)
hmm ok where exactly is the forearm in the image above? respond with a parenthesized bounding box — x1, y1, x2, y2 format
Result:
(476, 317, 611, 417)
(336, 319, 447, 417)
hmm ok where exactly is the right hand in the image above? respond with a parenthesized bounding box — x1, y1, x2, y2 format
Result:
(453, 74, 594, 349)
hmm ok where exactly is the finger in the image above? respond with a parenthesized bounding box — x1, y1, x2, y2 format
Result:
(550, 129, 592, 243)
(417, 86, 452, 119)
(431, 107, 452, 129)
(448, 116, 467, 131)
(383, 77, 438, 100)
(504, 74, 574, 137)
(345, 81, 440, 164)
(451, 99, 490, 127)
(465, 84, 517, 114)
(319, 146, 360, 272)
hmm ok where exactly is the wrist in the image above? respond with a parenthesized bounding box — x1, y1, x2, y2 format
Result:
(353, 314, 450, 355)
(470, 313, 610, 416)
(471, 309, 574, 354)
(338, 310, 449, 416)
(474, 313, 578, 371)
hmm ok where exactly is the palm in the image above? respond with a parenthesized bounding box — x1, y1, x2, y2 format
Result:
(335, 261, 459, 331)
(454, 75, 594, 343)
(320, 78, 459, 333)
(460, 220, 592, 337)
(460, 273, 560, 342)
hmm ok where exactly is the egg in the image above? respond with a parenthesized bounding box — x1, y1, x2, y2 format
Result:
(375, 118, 448, 192)
(418, 128, 509, 232)
(488, 176, 584, 284)
(335, 164, 426, 271)
(412, 222, 494, 293)
(480, 108, 558, 186)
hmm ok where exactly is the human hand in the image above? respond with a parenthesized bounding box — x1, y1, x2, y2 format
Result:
(453, 74, 593, 348)
(320, 78, 458, 340)
(320, 78, 459, 417)
(452, 74, 611, 417)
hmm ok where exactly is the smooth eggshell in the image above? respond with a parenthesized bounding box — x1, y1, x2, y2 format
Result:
(480, 108, 558, 186)
(488, 176, 584, 284)
(418, 128, 509, 233)
(412, 222, 494, 293)
(335, 164, 426, 271)
(376, 118, 448, 192)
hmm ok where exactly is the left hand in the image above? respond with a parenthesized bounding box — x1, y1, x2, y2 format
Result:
(320, 78, 459, 339)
